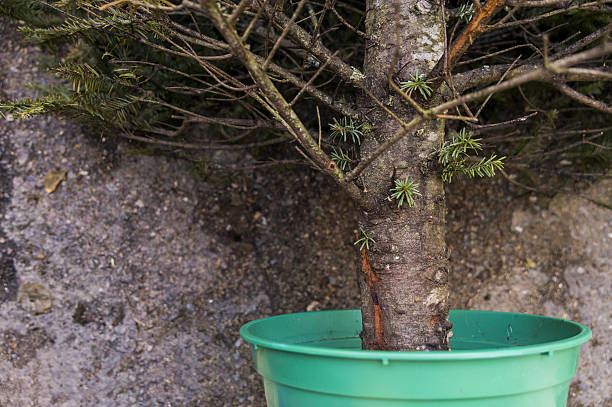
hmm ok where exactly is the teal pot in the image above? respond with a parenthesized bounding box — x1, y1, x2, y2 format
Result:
(240, 309, 591, 406)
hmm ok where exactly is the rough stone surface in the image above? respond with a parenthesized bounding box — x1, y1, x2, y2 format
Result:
(553, 182, 612, 407)
(1, 17, 610, 407)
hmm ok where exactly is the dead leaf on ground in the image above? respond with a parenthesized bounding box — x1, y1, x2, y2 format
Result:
(43, 170, 67, 194)
(17, 282, 52, 314)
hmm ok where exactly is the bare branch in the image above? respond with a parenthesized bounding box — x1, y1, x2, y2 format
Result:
(499, 168, 538, 191)
(453, 62, 612, 94)
(472, 112, 539, 133)
(435, 41, 612, 114)
(553, 23, 612, 59)
(260, 56, 359, 117)
(437, 113, 479, 122)
(343, 116, 425, 182)
(388, 76, 427, 116)
(240, 2, 265, 42)
(564, 67, 612, 81)
(553, 83, 612, 114)
(489, 1, 612, 30)
(508, 0, 585, 7)
(120, 132, 288, 150)
(474, 55, 522, 118)
(330, 3, 369, 39)
(162, 22, 359, 116)
(229, 0, 251, 26)
(348, 42, 612, 179)
(526, 132, 606, 158)
(429, 0, 506, 79)
(253, 0, 366, 87)
(262, 0, 307, 71)
(290, 50, 338, 106)
(201, 0, 361, 200)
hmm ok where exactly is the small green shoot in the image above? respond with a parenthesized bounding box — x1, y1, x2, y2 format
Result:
(436, 128, 482, 166)
(457, 2, 475, 23)
(463, 154, 505, 178)
(354, 227, 375, 251)
(435, 128, 505, 183)
(329, 117, 363, 144)
(400, 69, 433, 100)
(390, 177, 422, 208)
(330, 147, 353, 170)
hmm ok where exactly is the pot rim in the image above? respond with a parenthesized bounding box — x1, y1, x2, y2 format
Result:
(240, 309, 591, 361)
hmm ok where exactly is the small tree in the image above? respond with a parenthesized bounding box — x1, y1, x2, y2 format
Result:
(2, 0, 611, 351)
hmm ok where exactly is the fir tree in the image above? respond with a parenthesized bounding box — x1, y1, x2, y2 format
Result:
(2, 0, 611, 351)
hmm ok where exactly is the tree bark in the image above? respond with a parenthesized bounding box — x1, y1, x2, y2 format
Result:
(358, 0, 452, 351)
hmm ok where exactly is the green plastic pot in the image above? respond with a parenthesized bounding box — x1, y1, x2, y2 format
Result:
(240, 309, 591, 406)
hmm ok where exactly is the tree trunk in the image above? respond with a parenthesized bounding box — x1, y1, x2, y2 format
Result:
(358, 0, 452, 351)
